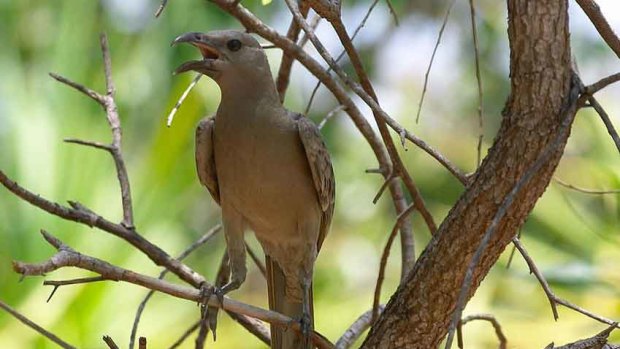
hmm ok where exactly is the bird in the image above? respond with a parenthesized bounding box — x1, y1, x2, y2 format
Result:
(172, 30, 335, 349)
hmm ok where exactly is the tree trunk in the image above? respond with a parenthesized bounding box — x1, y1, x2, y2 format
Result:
(362, 1, 575, 347)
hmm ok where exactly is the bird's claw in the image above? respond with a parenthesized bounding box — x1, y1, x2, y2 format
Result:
(198, 283, 222, 341)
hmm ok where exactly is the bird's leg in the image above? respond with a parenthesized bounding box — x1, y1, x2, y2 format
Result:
(300, 275, 313, 349)
(219, 210, 247, 300)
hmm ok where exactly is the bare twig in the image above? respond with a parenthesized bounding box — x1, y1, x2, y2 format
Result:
(585, 72, 620, 95)
(514, 237, 620, 329)
(304, 0, 381, 115)
(275, 3, 310, 101)
(416, 0, 456, 124)
(44, 276, 109, 302)
(372, 174, 398, 204)
(384, 0, 399, 26)
(512, 237, 560, 320)
(586, 96, 620, 154)
(0, 299, 76, 349)
(459, 314, 507, 349)
(154, 0, 169, 17)
(318, 105, 346, 130)
(167, 74, 202, 127)
(575, 0, 620, 59)
(49, 72, 105, 106)
(103, 336, 120, 349)
(554, 178, 620, 194)
(468, 0, 485, 167)
(549, 323, 618, 349)
(336, 305, 385, 349)
(169, 321, 200, 349)
(139, 337, 147, 349)
(13, 230, 334, 349)
(245, 241, 267, 277)
(444, 74, 582, 349)
(64, 138, 113, 152)
(372, 204, 416, 324)
(129, 225, 221, 349)
(0, 169, 206, 288)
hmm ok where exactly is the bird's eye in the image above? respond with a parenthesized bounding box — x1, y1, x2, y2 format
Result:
(227, 39, 242, 52)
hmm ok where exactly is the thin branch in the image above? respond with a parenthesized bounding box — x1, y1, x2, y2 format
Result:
(459, 314, 507, 349)
(554, 178, 620, 195)
(166, 74, 202, 127)
(513, 237, 620, 328)
(129, 225, 221, 349)
(64, 138, 113, 152)
(575, 0, 620, 59)
(44, 276, 109, 302)
(586, 95, 620, 154)
(318, 105, 346, 130)
(304, 0, 381, 115)
(372, 204, 416, 324)
(336, 305, 385, 349)
(468, 0, 485, 167)
(103, 336, 120, 349)
(415, 0, 456, 123)
(48, 72, 105, 107)
(169, 321, 200, 349)
(512, 237, 560, 320)
(13, 230, 335, 349)
(444, 74, 582, 349)
(245, 241, 267, 278)
(384, 0, 399, 26)
(0, 169, 207, 288)
(275, 3, 310, 102)
(154, 0, 169, 17)
(372, 173, 398, 204)
(585, 72, 620, 95)
(0, 299, 76, 349)
(139, 337, 147, 349)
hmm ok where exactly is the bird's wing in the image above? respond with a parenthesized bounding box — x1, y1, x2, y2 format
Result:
(195, 116, 220, 205)
(294, 113, 335, 250)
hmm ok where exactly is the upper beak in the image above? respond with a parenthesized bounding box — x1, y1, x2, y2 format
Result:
(171, 32, 221, 60)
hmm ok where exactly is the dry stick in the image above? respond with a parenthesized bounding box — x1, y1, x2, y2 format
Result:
(371, 204, 416, 324)
(459, 314, 507, 349)
(13, 230, 334, 349)
(575, 0, 620, 59)
(139, 337, 147, 349)
(305, 0, 380, 115)
(99, 33, 134, 229)
(0, 170, 207, 288)
(554, 178, 620, 195)
(325, 11, 437, 270)
(166, 74, 202, 127)
(103, 336, 120, 349)
(154, 0, 169, 17)
(169, 321, 200, 349)
(443, 74, 582, 349)
(468, 0, 484, 168)
(586, 72, 620, 95)
(64, 138, 113, 152)
(384, 0, 399, 26)
(129, 225, 221, 349)
(415, 0, 456, 124)
(245, 241, 267, 277)
(275, 2, 310, 101)
(587, 95, 620, 154)
(335, 305, 385, 349)
(0, 299, 77, 349)
(514, 237, 620, 328)
(44, 276, 109, 302)
(318, 105, 346, 130)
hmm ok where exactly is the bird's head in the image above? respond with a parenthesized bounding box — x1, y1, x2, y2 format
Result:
(172, 30, 271, 86)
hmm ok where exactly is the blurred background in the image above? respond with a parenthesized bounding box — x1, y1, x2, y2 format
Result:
(1, 0, 619, 348)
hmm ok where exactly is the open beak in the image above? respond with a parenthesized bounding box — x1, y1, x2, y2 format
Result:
(172, 32, 221, 75)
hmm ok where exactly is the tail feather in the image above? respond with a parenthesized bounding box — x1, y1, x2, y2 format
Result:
(266, 256, 313, 349)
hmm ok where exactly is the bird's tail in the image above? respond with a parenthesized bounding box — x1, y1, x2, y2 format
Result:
(266, 256, 313, 349)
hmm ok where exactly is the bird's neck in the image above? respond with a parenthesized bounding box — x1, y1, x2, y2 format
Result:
(219, 71, 280, 109)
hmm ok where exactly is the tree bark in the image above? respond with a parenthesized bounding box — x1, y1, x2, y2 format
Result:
(362, 1, 574, 347)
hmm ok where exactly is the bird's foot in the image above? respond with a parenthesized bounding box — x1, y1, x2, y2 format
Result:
(197, 283, 223, 341)
(299, 311, 313, 349)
